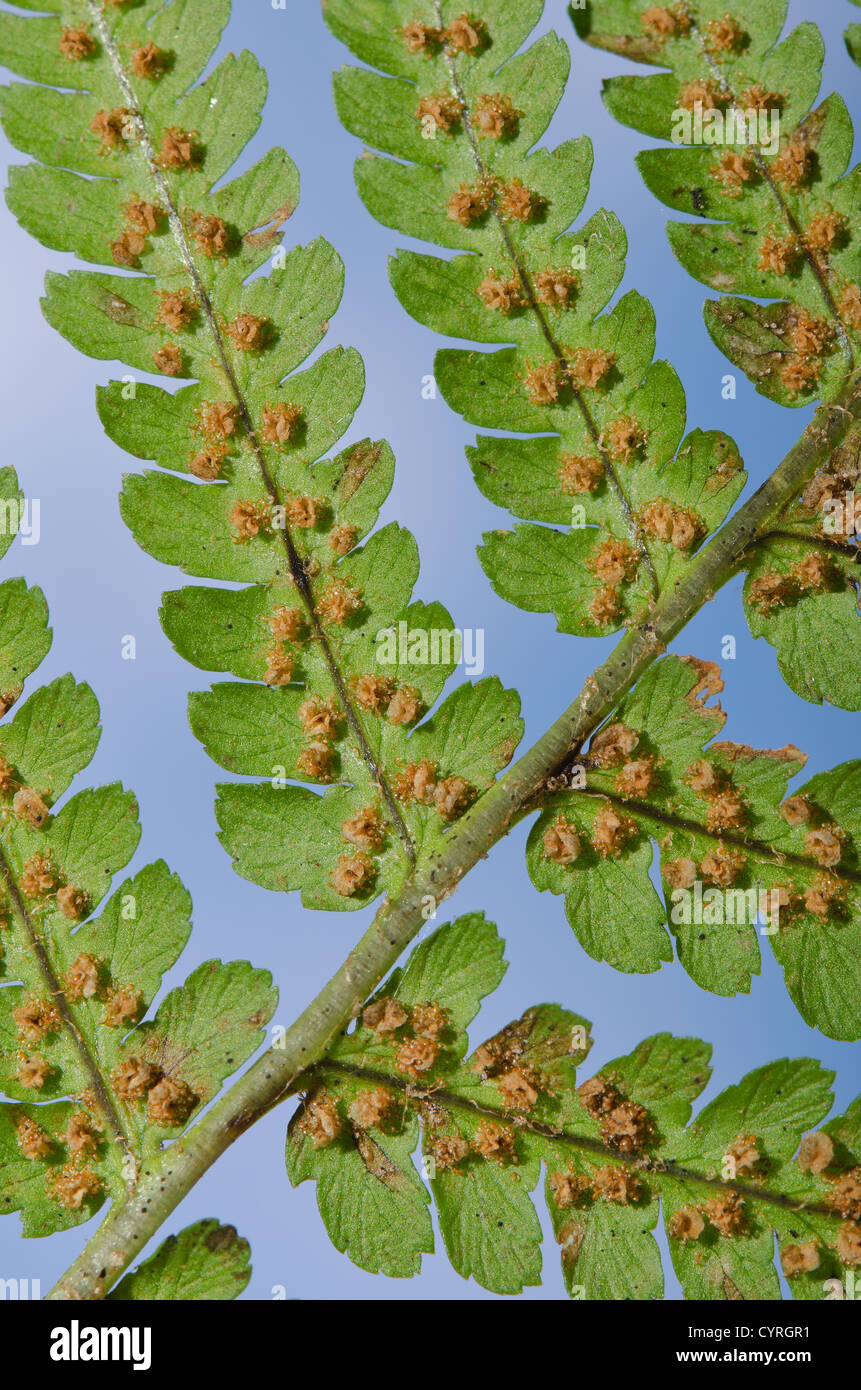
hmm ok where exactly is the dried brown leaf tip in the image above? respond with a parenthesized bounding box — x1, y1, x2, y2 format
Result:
(157, 289, 197, 333)
(542, 812, 582, 865)
(91, 108, 132, 149)
(131, 42, 169, 80)
(158, 127, 198, 169)
(416, 91, 463, 135)
(331, 850, 376, 898)
(473, 93, 521, 139)
(60, 25, 97, 61)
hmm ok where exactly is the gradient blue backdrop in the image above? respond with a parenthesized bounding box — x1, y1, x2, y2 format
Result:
(0, 0, 858, 1301)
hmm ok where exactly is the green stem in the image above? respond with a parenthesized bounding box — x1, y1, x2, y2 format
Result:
(48, 371, 861, 1300)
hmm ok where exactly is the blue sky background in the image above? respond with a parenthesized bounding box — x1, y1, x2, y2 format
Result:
(0, 0, 859, 1301)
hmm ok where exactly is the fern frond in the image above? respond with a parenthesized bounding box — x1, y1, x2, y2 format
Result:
(288, 913, 861, 1300)
(325, 0, 750, 639)
(567, 4, 861, 710)
(0, 0, 525, 911)
(572, 3, 861, 407)
(0, 0, 524, 914)
(527, 654, 861, 1039)
(0, 478, 274, 1267)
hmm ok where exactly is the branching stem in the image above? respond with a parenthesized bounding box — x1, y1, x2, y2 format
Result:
(49, 368, 861, 1300)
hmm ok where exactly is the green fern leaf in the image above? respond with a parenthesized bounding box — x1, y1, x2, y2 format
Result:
(567, 4, 861, 710)
(325, 0, 749, 638)
(572, 3, 860, 407)
(0, 478, 275, 1249)
(107, 1220, 252, 1301)
(288, 914, 861, 1299)
(0, 0, 524, 913)
(527, 654, 861, 1039)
